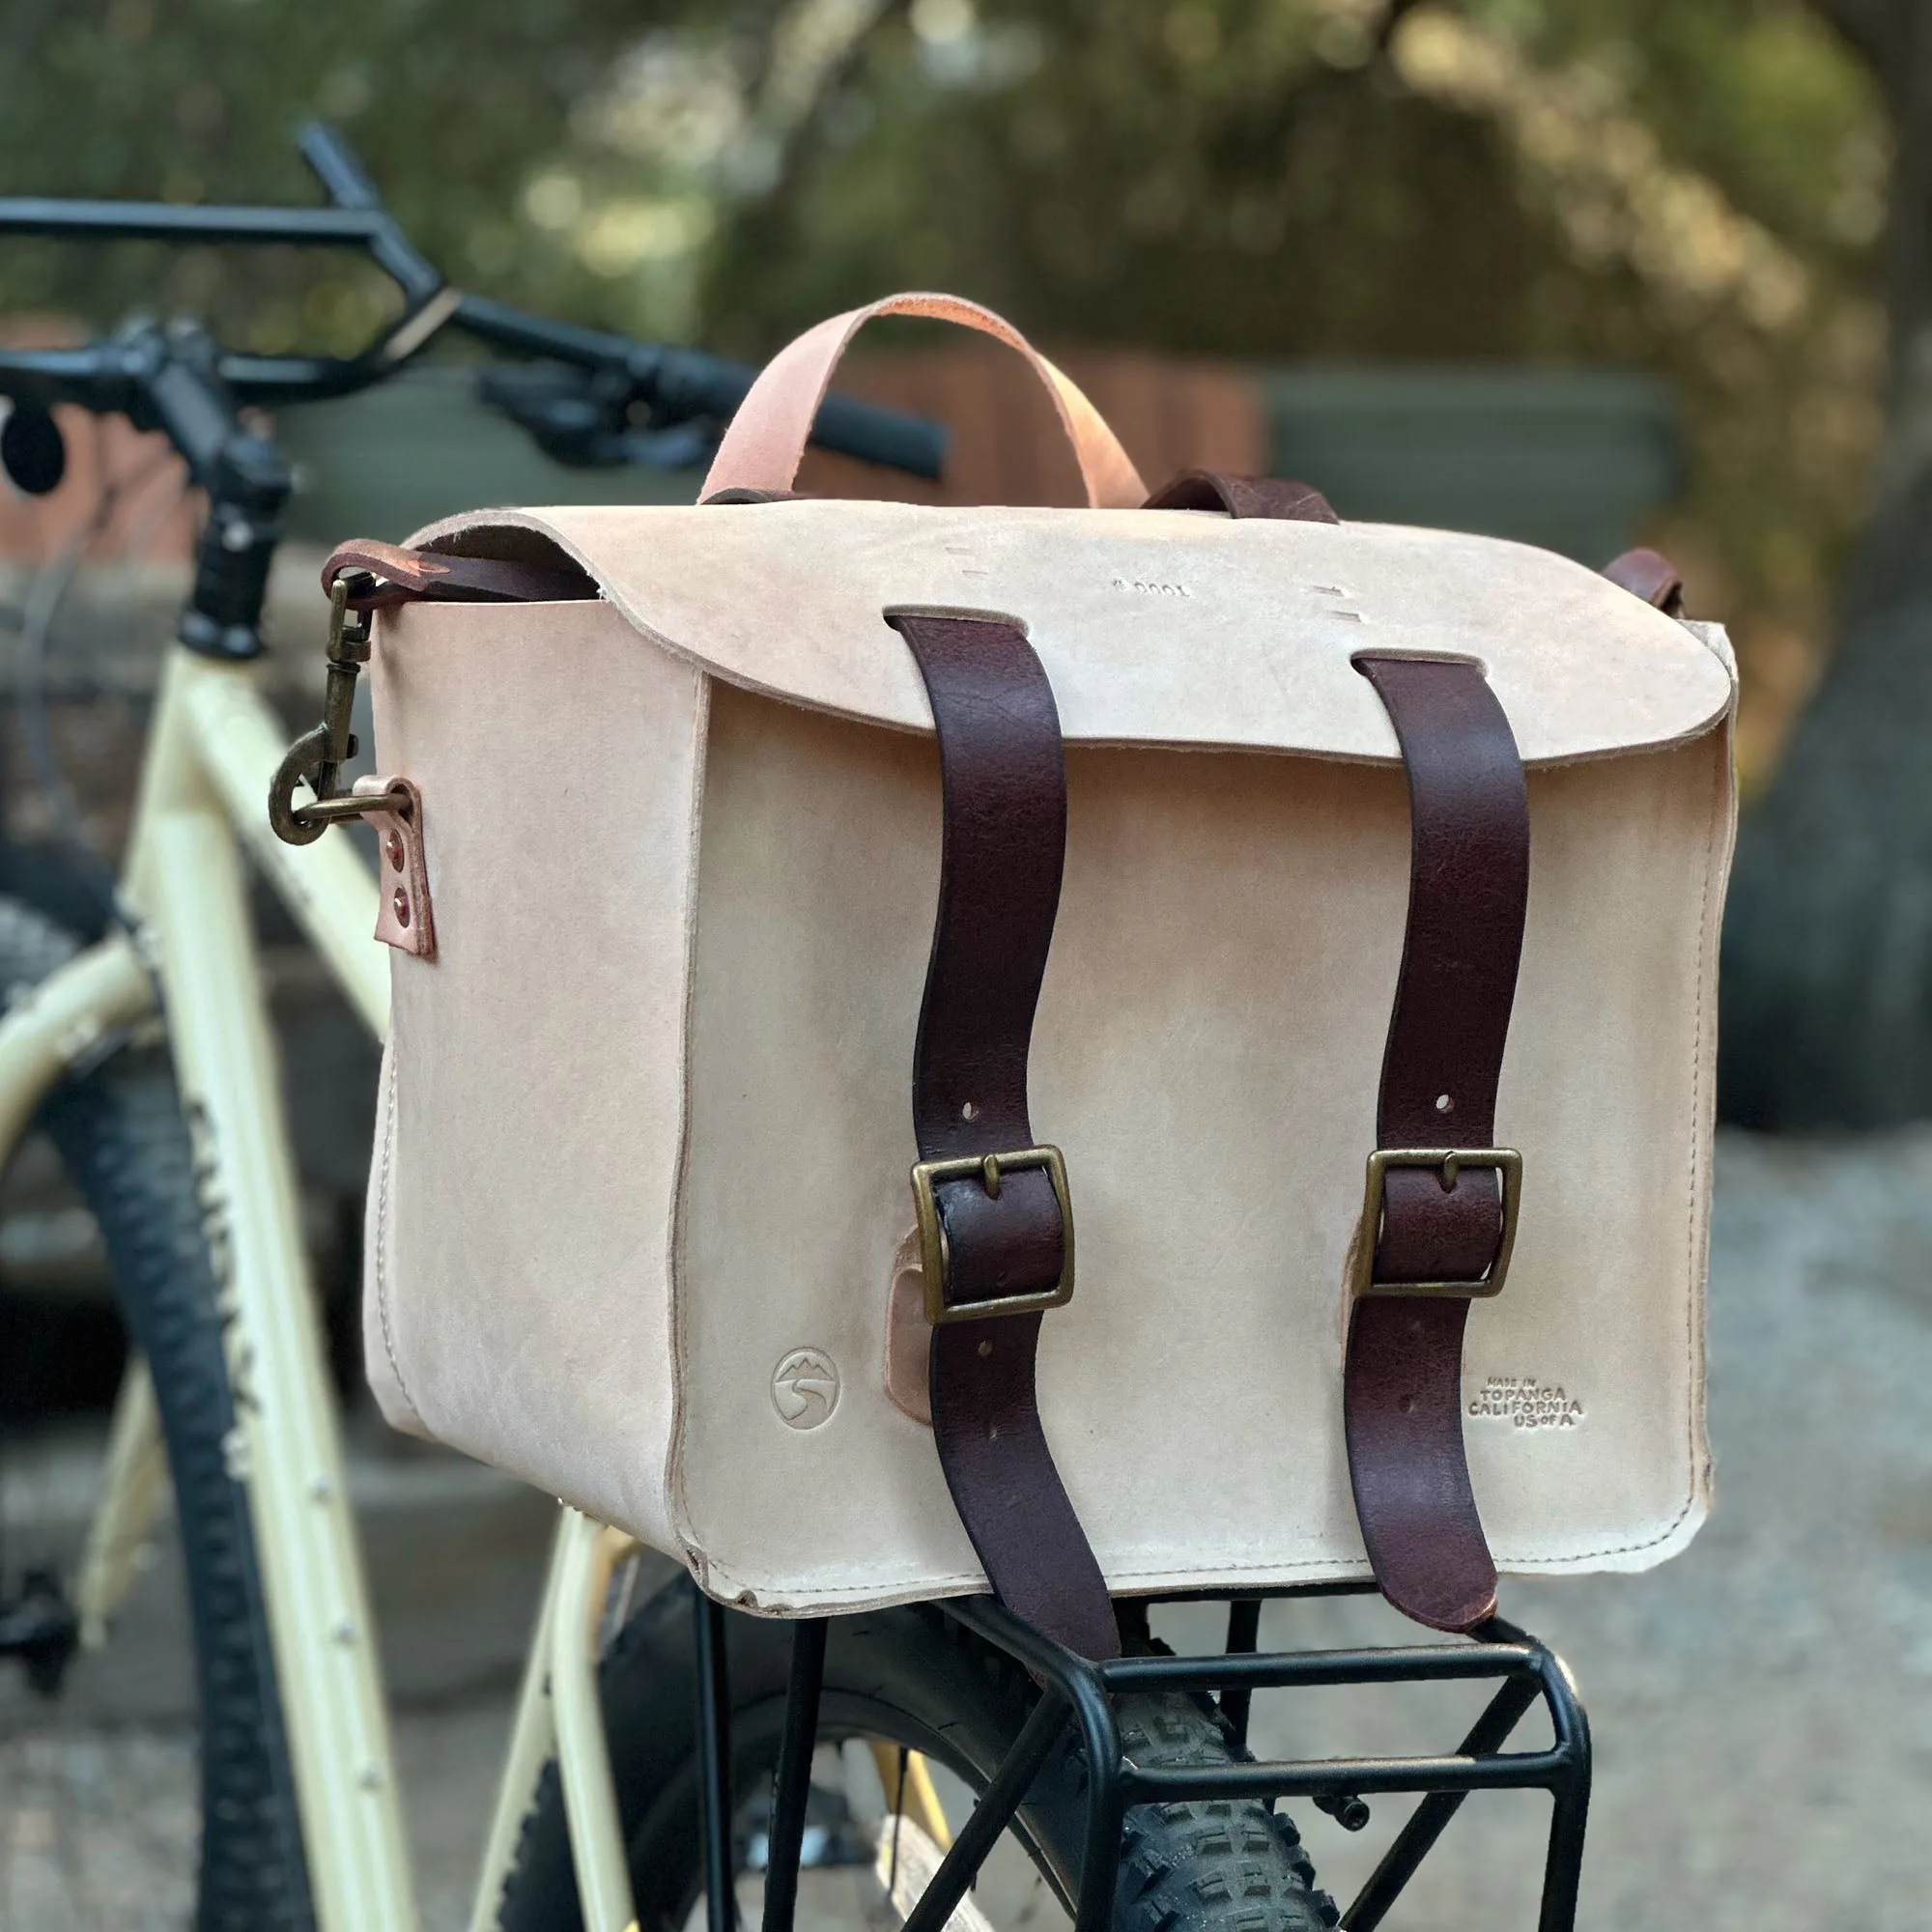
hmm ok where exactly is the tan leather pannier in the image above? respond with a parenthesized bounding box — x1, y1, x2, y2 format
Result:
(340, 296, 1734, 1654)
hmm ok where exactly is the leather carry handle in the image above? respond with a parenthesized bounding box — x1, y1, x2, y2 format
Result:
(701, 293, 1148, 509)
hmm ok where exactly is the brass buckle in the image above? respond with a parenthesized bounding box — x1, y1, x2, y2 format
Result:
(909, 1145, 1073, 1325)
(1352, 1147, 1521, 1300)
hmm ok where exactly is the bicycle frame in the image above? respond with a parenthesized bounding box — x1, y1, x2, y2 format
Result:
(0, 642, 641, 1932)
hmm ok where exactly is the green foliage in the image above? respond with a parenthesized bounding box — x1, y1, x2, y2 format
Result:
(1464, 0, 1882, 257)
(701, 6, 1550, 360)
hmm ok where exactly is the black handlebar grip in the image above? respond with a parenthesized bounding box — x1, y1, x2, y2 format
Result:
(651, 348, 946, 481)
(805, 390, 947, 481)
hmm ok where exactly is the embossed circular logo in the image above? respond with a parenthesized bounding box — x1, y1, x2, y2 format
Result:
(772, 1348, 839, 1431)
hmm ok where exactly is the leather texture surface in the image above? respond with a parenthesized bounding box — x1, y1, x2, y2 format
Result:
(701, 293, 1147, 509)
(1143, 469, 1338, 522)
(412, 499, 1733, 764)
(361, 598, 703, 1556)
(1347, 656, 1530, 1632)
(891, 610, 1118, 1659)
(883, 1230, 931, 1426)
(363, 588, 1731, 1611)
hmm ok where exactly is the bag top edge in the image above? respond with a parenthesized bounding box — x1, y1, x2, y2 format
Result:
(398, 500, 1736, 767)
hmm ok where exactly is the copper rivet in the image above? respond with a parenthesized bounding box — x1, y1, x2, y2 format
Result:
(392, 888, 411, 928)
(385, 831, 406, 870)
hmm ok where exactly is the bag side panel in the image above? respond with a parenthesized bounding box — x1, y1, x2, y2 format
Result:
(675, 683, 1728, 1611)
(364, 598, 704, 1556)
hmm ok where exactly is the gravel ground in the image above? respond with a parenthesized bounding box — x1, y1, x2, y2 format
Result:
(4, 1127, 1931, 1929)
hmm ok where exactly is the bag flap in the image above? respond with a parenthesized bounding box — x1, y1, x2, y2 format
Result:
(411, 499, 1735, 766)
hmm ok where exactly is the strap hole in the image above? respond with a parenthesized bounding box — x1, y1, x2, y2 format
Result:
(987, 1423, 1000, 1441)
(1435, 1093, 1454, 1114)
(960, 1100, 979, 1121)
(1399, 1395, 1415, 1415)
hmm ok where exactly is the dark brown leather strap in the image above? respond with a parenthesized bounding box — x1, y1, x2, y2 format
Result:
(321, 539, 595, 611)
(1601, 545, 1685, 615)
(1139, 477, 1525, 1631)
(887, 610, 1119, 1662)
(1348, 655, 1528, 1631)
(1144, 469, 1338, 523)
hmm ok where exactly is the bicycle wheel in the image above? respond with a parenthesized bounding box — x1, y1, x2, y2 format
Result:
(0, 896, 315, 1931)
(496, 1570, 1339, 1932)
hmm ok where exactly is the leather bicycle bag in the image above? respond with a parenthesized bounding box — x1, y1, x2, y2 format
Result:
(339, 294, 1734, 1653)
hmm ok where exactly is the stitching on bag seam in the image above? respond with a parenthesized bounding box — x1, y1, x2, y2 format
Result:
(662, 670, 713, 1574)
(374, 1051, 422, 1426)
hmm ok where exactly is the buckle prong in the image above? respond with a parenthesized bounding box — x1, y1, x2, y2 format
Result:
(910, 1145, 1073, 1325)
(1352, 1146, 1521, 1300)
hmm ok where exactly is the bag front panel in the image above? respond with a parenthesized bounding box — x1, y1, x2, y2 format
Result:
(364, 599, 706, 1553)
(675, 680, 1729, 1611)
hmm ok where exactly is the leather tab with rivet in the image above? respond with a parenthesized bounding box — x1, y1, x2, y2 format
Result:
(354, 776, 436, 962)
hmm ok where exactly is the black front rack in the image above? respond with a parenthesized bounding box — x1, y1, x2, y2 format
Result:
(695, 1581, 1591, 1932)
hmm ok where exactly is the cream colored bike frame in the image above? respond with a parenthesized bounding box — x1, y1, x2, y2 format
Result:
(0, 645, 647, 1932)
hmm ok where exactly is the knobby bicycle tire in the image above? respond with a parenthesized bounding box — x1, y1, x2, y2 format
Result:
(0, 896, 316, 1932)
(496, 1571, 1339, 1932)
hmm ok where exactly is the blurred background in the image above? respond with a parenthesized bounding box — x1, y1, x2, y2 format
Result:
(0, 2, 1927, 1928)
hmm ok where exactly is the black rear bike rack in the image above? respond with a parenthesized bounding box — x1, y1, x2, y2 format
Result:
(696, 1579, 1591, 1932)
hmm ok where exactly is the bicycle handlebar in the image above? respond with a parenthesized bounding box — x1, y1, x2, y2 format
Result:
(0, 123, 946, 479)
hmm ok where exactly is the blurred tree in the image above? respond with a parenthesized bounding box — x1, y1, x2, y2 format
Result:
(1719, 0, 1932, 1126)
(0, 0, 1907, 1123)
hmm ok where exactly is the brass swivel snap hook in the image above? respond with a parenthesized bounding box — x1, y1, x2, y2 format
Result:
(269, 573, 390, 845)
